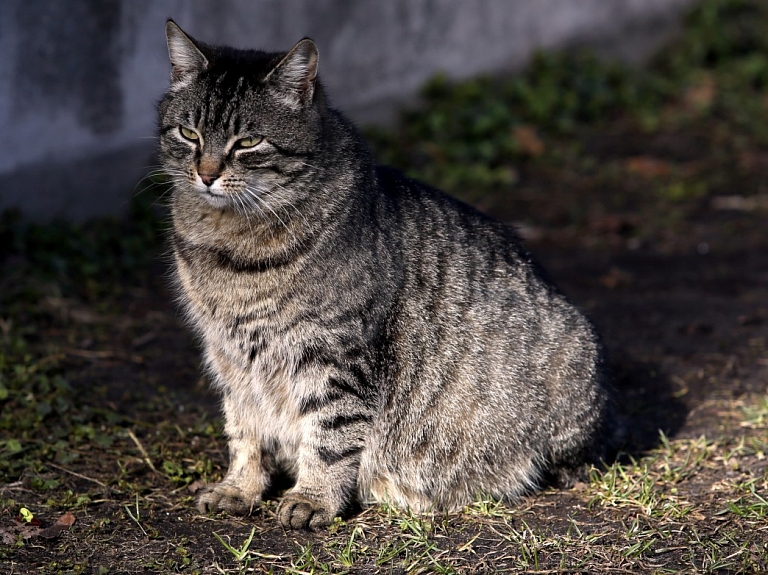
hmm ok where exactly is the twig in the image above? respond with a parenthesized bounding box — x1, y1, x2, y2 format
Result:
(126, 429, 158, 474)
(131, 331, 157, 348)
(0, 481, 35, 495)
(62, 347, 118, 359)
(46, 462, 109, 489)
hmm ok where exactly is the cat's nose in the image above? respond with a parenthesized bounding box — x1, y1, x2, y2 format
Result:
(199, 173, 219, 186)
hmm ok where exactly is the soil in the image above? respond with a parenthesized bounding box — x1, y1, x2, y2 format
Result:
(2, 122, 768, 575)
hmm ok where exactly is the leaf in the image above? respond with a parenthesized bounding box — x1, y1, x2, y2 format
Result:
(512, 125, 545, 157)
(19, 507, 34, 523)
(38, 512, 76, 539)
(5, 439, 22, 453)
(624, 156, 671, 179)
(57, 512, 76, 527)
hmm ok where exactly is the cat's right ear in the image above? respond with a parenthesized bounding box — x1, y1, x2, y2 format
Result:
(165, 20, 208, 84)
(266, 38, 319, 108)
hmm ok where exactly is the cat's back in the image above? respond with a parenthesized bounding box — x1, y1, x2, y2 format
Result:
(371, 165, 601, 378)
(357, 166, 608, 510)
(372, 165, 573, 328)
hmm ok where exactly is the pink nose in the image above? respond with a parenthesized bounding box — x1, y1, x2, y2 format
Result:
(200, 173, 219, 186)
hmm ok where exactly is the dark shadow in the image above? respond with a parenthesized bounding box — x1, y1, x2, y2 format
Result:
(607, 350, 688, 456)
(531, 246, 693, 468)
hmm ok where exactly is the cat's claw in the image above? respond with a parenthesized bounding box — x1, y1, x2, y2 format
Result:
(276, 492, 335, 530)
(197, 483, 261, 515)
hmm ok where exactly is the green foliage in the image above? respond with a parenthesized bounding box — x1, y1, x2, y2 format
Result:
(0, 326, 121, 484)
(369, 0, 768, 198)
(0, 182, 170, 486)
(656, 0, 768, 75)
(0, 179, 168, 304)
(651, 0, 768, 141)
(0, 180, 170, 486)
(213, 527, 256, 562)
(368, 50, 669, 195)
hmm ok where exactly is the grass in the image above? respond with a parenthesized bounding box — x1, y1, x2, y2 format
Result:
(2, 0, 768, 572)
(182, 420, 766, 573)
(213, 526, 256, 562)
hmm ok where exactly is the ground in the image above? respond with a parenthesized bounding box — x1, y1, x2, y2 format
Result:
(2, 1, 768, 572)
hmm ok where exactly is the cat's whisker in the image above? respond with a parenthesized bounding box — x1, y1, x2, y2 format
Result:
(134, 175, 177, 191)
(234, 193, 256, 237)
(244, 187, 297, 242)
(145, 169, 183, 178)
(148, 190, 174, 209)
(297, 161, 321, 172)
(241, 190, 277, 243)
(246, 187, 305, 250)
(269, 183, 311, 230)
(133, 177, 171, 196)
(136, 168, 184, 183)
(140, 182, 177, 208)
(256, 201, 278, 244)
(134, 167, 186, 206)
(232, 196, 244, 218)
(262, 192, 300, 231)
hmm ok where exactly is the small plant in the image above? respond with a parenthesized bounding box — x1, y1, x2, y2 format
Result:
(213, 527, 255, 562)
(335, 524, 364, 568)
(288, 542, 332, 574)
(464, 495, 510, 518)
(124, 493, 148, 537)
(723, 479, 768, 519)
(18, 507, 35, 523)
(588, 455, 694, 519)
(741, 395, 768, 428)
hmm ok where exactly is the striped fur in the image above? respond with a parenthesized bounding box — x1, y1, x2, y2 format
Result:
(159, 21, 620, 530)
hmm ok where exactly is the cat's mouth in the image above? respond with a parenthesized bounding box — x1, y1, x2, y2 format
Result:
(199, 187, 233, 209)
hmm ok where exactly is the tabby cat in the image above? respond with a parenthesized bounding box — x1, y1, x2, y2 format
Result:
(159, 20, 619, 530)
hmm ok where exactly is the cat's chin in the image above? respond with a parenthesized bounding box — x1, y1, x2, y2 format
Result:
(200, 190, 234, 210)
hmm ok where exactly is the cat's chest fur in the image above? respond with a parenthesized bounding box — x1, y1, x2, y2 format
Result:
(172, 216, 328, 450)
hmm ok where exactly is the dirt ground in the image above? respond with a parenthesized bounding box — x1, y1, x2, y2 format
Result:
(1, 149, 767, 573)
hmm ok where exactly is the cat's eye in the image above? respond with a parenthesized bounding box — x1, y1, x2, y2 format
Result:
(179, 126, 199, 141)
(235, 136, 263, 149)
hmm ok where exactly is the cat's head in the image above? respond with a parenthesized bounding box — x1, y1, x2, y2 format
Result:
(158, 21, 323, 212)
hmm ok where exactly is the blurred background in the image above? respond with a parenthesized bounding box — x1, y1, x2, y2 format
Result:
(1, 0, 695, 220)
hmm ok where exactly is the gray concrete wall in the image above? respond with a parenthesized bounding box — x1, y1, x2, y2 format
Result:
(0, 0, 696, 221)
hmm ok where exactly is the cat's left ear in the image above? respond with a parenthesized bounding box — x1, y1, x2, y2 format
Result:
(165, 20, 208, 84)
(267, 38, 319, 107)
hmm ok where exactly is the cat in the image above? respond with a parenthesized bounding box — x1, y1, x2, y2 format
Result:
(158, 20, 621, 530)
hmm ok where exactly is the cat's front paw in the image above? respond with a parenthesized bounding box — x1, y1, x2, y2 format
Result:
(276, 492, 336, 530)
(197, 483, 261, 515)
